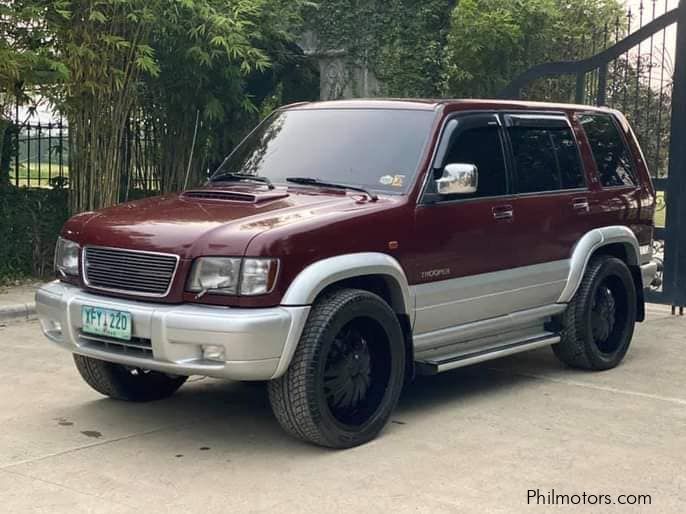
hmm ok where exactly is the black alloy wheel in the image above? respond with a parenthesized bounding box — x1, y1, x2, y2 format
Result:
(323, 318, 392, 428)
(591, 279, 620, 353)
(268, 288, 406, 448)
(554, 256, 637, 370)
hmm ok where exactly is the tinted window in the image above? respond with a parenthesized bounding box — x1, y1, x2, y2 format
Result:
(213, 109, 436, 193)
(442, 126, 508, 198)
(579, 114, 636, 187)
(509, 125, 585, 193)
(552, 128, 586, 189)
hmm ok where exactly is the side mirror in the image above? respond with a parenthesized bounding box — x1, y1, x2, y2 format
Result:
(436, 163, 478, 195)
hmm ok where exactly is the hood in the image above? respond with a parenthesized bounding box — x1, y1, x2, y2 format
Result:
(63, 185, 397, 259)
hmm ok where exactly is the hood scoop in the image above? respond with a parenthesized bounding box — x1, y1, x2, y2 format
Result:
(182, 189, 289, 203)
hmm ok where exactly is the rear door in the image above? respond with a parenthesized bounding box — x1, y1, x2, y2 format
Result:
(503, 112, 595, 267)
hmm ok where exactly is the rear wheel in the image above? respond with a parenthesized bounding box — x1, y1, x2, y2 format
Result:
(268, 288, 405, 448)
(553, 256, 637, 370)
(73, 355, 187, 401)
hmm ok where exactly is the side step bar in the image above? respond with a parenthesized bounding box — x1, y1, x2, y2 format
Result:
(416, 333, 560, 375)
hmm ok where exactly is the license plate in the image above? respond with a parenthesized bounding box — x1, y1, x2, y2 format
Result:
(81, 306, 132, 341)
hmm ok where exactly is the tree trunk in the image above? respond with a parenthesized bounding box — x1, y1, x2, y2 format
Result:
(68, 86, 139, 213)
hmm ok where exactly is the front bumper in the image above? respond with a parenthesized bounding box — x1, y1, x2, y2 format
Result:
(36, 281, 310, 380)
(641, 260, 659, 289)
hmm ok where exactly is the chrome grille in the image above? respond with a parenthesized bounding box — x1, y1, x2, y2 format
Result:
(83, 246, 179, 297)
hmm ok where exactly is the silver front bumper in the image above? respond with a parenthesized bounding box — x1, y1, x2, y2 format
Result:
(36, 281, 310, 380)
(641, 260, 659, 289)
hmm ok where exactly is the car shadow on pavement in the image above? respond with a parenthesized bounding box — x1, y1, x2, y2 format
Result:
(397, 350, 558, 416)
(49, 348, 565, 454)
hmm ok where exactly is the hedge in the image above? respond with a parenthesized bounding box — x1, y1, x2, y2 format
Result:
(0, 186, 70, 282)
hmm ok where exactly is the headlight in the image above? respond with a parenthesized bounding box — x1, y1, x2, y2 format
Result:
(240, 258, 279, 296)
(54, 237, 80, 277)
(186, 257, 279, 296)
(187, 257, 242, 295)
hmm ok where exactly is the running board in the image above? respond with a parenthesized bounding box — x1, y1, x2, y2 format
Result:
(416, 334, 560, 375)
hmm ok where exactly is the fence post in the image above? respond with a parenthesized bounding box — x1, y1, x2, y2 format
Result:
(575, 73, 586, 104)
(14, 98, 19, 185)
(596, 63, 608, 106)
(664, 0, 686, 307)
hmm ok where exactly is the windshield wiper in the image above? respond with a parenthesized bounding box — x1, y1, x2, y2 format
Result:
(210, 172, 275, 190)
(286, 177, 378, 202)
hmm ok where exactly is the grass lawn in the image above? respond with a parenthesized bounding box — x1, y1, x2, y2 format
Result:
(10, 163, 69, 188)
(655, 190, 666, 228)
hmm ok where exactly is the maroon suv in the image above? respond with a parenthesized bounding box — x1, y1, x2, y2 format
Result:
(37, 99, 658, 448)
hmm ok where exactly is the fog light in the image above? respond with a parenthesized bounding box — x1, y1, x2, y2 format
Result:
(40, 319, 64, 342)
(202, 345, 225, 362)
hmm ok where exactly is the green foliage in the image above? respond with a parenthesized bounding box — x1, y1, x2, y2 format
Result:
(310, 0, 625, 100)
(0, 187, 69, 280)
(16, 0, 319, 206)
(49, 0, 163, 212)
(309, 0, 454, 97)
(44, 0, 318, 206)
(442, 0, 623, 97)
(606, 58, 672, 177)
(374, 1, 454, 97)
(0, 1, 69, 114)
(144, 0, 318, 192)
(0, 119, 16, 188)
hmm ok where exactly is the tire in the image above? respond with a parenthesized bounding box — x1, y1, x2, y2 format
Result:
(553, 256, 637, 370)
(268, 288, 406, 449)
(73, 354, 187, 401)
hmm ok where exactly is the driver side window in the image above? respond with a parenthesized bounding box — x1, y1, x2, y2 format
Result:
(442, 125, 508, 198)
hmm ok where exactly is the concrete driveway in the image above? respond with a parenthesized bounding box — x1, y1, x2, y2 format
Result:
(1, 305, 684, 513)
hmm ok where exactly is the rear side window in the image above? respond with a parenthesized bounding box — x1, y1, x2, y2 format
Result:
(578, 113, 636, 187)
(508, 123, 585, 194)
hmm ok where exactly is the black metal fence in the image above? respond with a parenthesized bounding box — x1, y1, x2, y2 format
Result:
(501, 0, 686, 309)
(7, 108, 160, 192)
(12, 120, 69, 188)
(503, 0, 677, 178)
(121, 116, 162, 194)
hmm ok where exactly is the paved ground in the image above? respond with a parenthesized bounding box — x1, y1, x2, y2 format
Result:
(0, 282, 40, 322)
(0, 282, 40, 309)
(0, 305, 684, 513)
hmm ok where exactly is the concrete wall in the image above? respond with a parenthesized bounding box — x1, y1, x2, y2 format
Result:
(299, 32, 381, 100)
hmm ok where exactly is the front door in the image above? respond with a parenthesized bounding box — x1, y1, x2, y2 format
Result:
(410, 113, 524, 334)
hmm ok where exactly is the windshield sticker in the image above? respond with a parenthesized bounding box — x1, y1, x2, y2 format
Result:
(379, 175, 394, 186)
(391, 175, 405, 187)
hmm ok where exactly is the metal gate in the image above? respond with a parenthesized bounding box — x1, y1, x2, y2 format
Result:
(501, 0, 686, 311)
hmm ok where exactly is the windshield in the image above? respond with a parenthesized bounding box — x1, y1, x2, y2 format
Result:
(213, 108, 436, 194)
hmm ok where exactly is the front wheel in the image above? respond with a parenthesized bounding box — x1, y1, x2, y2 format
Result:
(268, 289, 406, 448)
(73, 355, 187, 401)
(553, 256, 637, 370)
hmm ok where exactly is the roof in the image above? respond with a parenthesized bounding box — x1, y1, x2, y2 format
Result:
(285, 99, 440, 111)
(282, 98, 613, 114)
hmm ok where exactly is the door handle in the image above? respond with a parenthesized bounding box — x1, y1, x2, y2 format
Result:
(492, 205, 514, 221)
(571, 197, 590, 213)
